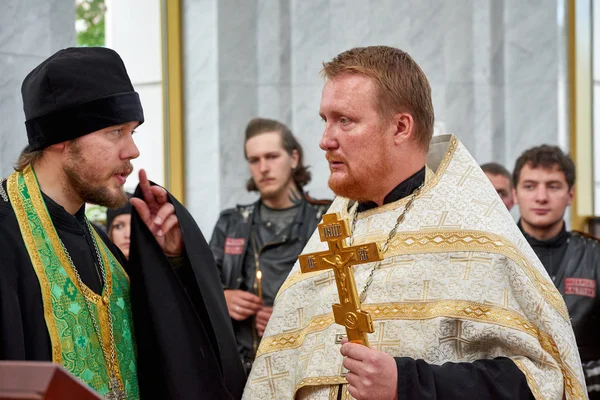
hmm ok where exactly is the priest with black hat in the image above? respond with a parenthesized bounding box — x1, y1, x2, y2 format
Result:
(0, 47, 245, 399)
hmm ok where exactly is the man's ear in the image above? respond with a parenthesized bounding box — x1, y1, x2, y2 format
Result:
(392, 113, 414, 146)
(567, 185, 575, 206)
(291, 149, 299, 169)
(49, 142, 67, 151)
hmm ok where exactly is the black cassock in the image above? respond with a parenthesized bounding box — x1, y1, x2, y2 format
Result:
(0, 181, 246, 400)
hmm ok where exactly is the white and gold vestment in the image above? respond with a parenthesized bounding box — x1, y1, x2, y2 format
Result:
(243, 135, 586, 400)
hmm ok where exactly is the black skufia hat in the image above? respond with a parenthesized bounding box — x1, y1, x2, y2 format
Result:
(21, 47, 145, 151)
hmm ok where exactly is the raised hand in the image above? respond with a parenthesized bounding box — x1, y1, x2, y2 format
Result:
(130, 169, 183, 257)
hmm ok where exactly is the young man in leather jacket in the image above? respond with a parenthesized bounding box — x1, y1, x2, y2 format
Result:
(513, 144, 600, 399)
(209, 118, 330, 376)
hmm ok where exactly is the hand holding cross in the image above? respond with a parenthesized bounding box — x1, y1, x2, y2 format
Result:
(298, 213, 382, 346)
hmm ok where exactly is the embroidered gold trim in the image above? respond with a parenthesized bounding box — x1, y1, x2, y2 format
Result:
(276, 228, 569, 325)
(92, 228, 129, 283)
(259, 300, 542, 357)
(24, 167, 111, 305)
(275, 137, 459, 299)
(260, 299, 585, 399)
(95, 235, 125, 386)
(258, 314, 334, 357)
(537, 331, 585, 399)
(22, 166, 124, 387)
(328, 385, 338, 400)
(7, 171, 62, 364)
(349, 135, 458, 220)
(293, 376, 347, 398)
(340, 384, 352, 400)
(384, 229, 570, 321)
(513, 358, 543, 400)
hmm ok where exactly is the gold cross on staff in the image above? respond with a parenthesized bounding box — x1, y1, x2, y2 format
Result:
(298, 213, 382, 346)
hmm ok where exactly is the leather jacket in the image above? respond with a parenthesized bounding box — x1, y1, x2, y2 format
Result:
(521, 224, 600, 396)
(208, 195, 330, 371)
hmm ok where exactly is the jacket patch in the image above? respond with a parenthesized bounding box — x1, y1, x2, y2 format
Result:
(564, 278, 596, 298)
(225, 237, 245, 255)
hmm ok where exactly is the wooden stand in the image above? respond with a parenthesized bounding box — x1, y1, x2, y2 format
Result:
(0, 361, 102, 400)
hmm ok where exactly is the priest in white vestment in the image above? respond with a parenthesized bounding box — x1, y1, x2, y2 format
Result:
(243, 46, 586, 400)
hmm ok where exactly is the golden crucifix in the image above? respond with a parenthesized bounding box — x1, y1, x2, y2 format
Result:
(298, 213, 382, 346)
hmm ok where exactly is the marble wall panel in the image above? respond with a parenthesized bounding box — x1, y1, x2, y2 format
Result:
(0, 0, 74, 178)
(367, 0, 412, 50)
(0, 54, 43, 176)
(218, 0, 258, 83)
(471, 83, 495, 163)
(291, 84, 332, 200)
(442, 0, 474, 84)
(180, 0, 567, 229)
(0, 0, 52, 56)
(444, 83, 476, 155)
(291, 0, 331, 85)
(182, 0, 220, 232)
(218, 82, 259, 209)
(258, 85, 292, 124)
(430, 83, 448, 136)
(258, 0, 291, 85)
(183, 0, 218, 82)
(49, 0, 76, 51)
(504, 0, 559, 84)
(329, 0, 372, 53)
(407, 0, 447, 85)
(505, 82, 560, 167)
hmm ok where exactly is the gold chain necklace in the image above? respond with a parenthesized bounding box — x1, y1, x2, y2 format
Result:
(59, 220, 125, 399)
(347, 182, 424, 302)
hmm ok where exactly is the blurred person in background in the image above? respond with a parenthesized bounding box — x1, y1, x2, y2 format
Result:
(481, 162, 515, 210)
(107, 194, 132, 259)
(514, 144, 600, 399)
(209, 117, 331, 376)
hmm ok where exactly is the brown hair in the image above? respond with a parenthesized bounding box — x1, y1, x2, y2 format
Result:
(512, 145, 576, 189)
(481, 162, 512, 184)
(14, 147, 44, 172)
(244, 118, 311, 191)
(321, 46, 435, 150)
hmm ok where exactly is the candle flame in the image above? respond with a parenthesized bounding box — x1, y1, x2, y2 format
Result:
(257, 270, 262, 280)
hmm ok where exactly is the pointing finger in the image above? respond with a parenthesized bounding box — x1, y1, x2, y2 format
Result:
(138, 169, 156, 207)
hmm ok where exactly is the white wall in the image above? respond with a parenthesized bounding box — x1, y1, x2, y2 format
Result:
(105, 0, 165, 192)
(0, 0, 75, 177)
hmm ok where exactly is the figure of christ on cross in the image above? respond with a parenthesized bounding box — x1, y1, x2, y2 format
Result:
(298, 213, 383, 346)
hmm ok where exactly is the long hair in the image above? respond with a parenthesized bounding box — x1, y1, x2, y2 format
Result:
(244, 118, 311, 192)
(14, 147, 44, 171)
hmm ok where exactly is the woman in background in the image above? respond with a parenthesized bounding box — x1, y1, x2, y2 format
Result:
(107, 200, 132, 259)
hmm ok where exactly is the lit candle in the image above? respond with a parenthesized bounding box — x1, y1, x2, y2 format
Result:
(256, 270, 263, 299)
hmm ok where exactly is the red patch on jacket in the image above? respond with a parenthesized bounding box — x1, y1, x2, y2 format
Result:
(564, 278, 596, 298)
(224, 238, 245, 255)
